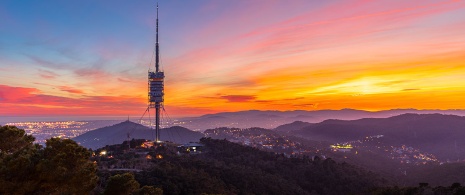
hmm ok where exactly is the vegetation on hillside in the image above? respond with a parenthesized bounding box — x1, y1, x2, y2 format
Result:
(3, 125, 465, 194)
(128, 137, 387, 195)
(0, 125, 97, 194)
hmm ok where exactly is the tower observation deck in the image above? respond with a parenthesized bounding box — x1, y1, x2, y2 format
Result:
(148, 72, 164, 105)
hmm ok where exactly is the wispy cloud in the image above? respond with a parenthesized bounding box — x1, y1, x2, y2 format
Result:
(38, 69, 59, 79)
(220, 95, 256, 102)
(58, 86, 84, 94)
(27, 55, 71, 69)
(74, 68, 107, 78)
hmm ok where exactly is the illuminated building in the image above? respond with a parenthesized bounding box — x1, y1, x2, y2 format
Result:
(177, 143, 204, 154)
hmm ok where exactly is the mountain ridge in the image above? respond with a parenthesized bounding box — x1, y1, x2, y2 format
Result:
(178, 109, 465, 131)
(72, 120, 203, 149)
(286, 113, 465, 161)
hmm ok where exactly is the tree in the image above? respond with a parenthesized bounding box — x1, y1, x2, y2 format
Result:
(136, 185, 163, 195)
(0, 126, 41, 193)
(104, 173, 140, 195)
(0, 125, 35, 154)
(0, 125, 98, 194)
(36, 137, 98, 194)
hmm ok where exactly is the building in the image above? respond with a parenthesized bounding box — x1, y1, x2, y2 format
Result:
(177, 142, 204, 154)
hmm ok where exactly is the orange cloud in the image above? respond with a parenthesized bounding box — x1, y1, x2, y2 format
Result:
(220, 95, 256, 102)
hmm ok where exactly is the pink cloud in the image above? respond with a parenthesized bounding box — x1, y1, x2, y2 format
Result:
(0, 84, 147, 116)
(0, 85, 40, 101)
(236, 0, 465, 58)
(58, 86, 84, 94)
(38, 69, 59, 79)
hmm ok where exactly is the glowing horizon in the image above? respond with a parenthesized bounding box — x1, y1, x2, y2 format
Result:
(1, 0, 465, 117)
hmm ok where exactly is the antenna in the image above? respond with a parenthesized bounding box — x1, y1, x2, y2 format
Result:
(156, 2, 159, 72)
(127, 132, 131, 149)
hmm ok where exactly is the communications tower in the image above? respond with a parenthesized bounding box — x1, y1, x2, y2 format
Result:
(148, 3, 164, 143)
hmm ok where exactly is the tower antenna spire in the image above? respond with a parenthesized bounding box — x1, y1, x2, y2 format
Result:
(156, 2, 159, 72)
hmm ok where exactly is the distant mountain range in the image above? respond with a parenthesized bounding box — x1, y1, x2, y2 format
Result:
(279, 113, 465, 161)
(190, 113, 465, 185)
(72, 120, 203, 149)
(177, 109, 465, 131)
(74, 111, 465, 161)
(71, 112, 465, 185)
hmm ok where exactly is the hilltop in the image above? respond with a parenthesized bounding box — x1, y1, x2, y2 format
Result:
(72, 120, 203, 149)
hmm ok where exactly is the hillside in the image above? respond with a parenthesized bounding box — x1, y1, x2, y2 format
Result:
(201, 115, 465, 186)
(274, 120, 313, 132)
(291, 114, 465, 161)
(94, 138, 387, 195)
(72, 120, 203, 149)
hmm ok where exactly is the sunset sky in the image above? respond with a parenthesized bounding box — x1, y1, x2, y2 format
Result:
(1, 0, 465, 117)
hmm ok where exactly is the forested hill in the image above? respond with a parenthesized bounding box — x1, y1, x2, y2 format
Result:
(274, 120, 313, 132)
(290, 113, 465, 161)
(127, 138, 387, 195)
(73, 120, 203, 149)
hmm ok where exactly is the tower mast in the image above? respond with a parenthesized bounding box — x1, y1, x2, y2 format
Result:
(155, 3, 160, 143)
(148, 2, 164, 143)
(156, 3, 159, 72)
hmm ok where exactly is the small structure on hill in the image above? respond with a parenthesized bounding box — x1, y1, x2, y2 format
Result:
(141, 141, 154, 149)
(177, 142, 204, 154)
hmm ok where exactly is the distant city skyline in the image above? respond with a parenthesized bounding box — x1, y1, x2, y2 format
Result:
(1, 0, 465, 117)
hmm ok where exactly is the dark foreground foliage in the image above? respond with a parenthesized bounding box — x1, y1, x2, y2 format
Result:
(0, 125, 98, 194)
(104, 172, 163, 195)
(373, 183, 465, 195)
(131, 137, 387, 195)
(4, 124, 464, 194)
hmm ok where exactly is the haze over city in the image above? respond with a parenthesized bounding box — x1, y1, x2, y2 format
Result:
(2, 0, 465, 119)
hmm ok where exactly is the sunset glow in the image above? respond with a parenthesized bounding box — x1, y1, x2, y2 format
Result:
(1, 0, 465, 117)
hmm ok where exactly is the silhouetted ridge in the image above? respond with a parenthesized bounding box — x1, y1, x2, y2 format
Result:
(180, 109, 465, 131)
(291, 113, 465, 160)
(73, 121, 203, 149)
(274, 121, 312, 132)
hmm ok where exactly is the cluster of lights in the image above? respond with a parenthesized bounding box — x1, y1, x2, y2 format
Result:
(205, 128, 316, 156)
(6, 121, 87, 129)
(330, 144, 353, 149)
